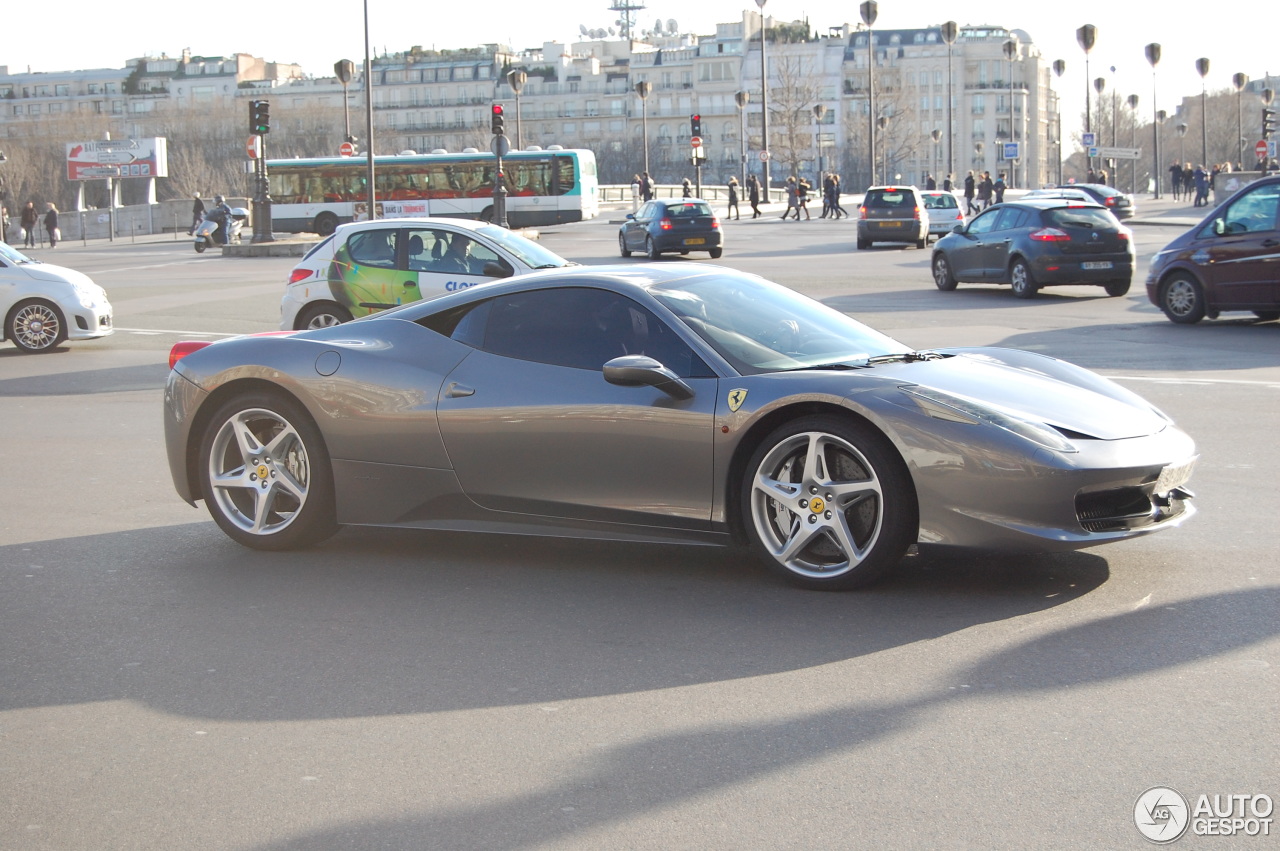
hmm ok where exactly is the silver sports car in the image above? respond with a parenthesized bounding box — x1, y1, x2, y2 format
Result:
(164, 265, 1196, 590)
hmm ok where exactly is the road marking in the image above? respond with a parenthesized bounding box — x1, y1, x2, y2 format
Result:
(115, 327, 234, 338)
(96, 258, 221, 273)
(1111, 375, 1280, 388)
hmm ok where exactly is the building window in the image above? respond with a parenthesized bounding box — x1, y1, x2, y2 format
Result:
(55, 84, 70, 96)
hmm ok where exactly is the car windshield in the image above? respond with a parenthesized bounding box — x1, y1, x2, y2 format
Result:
(0, 242, 35, 264)
(865, 189, 911, 208)
(663, 201, 714, 218)
(475, 225, 572, 269)
(651, 271, 907, 373)
(1044, 207, 1119, 229)
(924, 194, 957, 209)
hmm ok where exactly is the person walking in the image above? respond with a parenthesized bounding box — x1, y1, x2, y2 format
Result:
(726, 177, 740, 220)
(43, 203, 59, 249)
(20, 201, 38, 248)
(993, 172, 1007, 204)
(978, 172, 994, 210)
(796, 177, 812, 220)
(1193, 165, 1209, 207)
(780, 177, 800, 220)
(1, 205, 9, 244)
(747, 174, 761, 218)
(189, 194, 206, 235)
(681, 178, 692, 198)
(830, 174, 849, 219)
(925, 173, 936, 191)
(630, 175, 641, 211)
(820, 174, 834, 218)
(1169, 161, 1183, 201)
(640, 172, 654, 202)
(963, 171, 977, 214)
(943, 173, 953, 192)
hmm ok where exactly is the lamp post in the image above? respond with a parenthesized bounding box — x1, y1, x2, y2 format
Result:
(1110, 65, 1119, 184)
(634, 81, 652, 178)
(1145, 43, 1161, 198)
(975, 140, 984, 176)
(1052, 59, 1066, 186)
(877, 114, 889, 182)
(508, 69, 527, 151)
(813, 104, 828, 182)
(931, 128, 941, 184)
(1177, 121, 1188, 166)
(755, 0, 772, 203)
(861, 1, 879, 186)
(735, 91, 750, 188)
(334, 60, 356, 145)
(1093, 76, 1106, 180)
(1003, 39, 1018, 189)
(1232, 72, 1248, 168)
(1196, 58, 1210, 166)
(940, 21, 958, 187)
(1127, 94, 1139, 193)
(1077, 25, 1097, 171)
(362, 0, 376, 220)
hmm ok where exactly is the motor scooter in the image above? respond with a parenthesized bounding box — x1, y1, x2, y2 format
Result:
(193, 207, 249, 253)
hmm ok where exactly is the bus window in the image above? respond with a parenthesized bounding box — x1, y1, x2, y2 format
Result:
(553, 156, 576, 196)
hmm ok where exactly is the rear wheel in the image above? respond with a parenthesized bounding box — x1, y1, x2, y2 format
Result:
(1160, 274, 1206, 324)
(916, 237, 927, 249)
(646, 236, 661, 260)
(618, 232, 631, 257)
(932, 254, 957, 291)
(1103, 279, 1132, 297)
(741, 415, 916, 591)
(1010, 259, 1038, 298)
(857, 238, 870, 250)
(314, 213, 339, 237)
(1252, 310, 1280, 321)
(296, 302, 353, 330)
(709, 247, 723, 259)
(7, 300, 67, 353)
(198, 392, 338, 550)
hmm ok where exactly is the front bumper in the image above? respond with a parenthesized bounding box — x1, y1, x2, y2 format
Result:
(66, 301, 114, 340)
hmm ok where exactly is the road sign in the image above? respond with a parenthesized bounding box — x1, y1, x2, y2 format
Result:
(247, 136, 262, 159)
(1003, 142, 1020, 161)
(1088, 146, 1099, 159)
(759, 150, 770, 161)
(1097, 146, 1141, 160)
(1082, 132, 1097, 147)
(1257, 140, 1270, 160)
(690, 136, 702, 148)
(491, 134, 510, 157)
(339, 141, 357, 157)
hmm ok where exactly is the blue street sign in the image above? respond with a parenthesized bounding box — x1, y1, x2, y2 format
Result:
(1082, 132, 1097, 147)
(1003, 142, 1020, 161)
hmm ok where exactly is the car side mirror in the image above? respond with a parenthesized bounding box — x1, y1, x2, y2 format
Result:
(481, 261, 512, 278)
(603, 355, 694, 400)
(952, 224, 964, 234)
(625, 213, 635, 220)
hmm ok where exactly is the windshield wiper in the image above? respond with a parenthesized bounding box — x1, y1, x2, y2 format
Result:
(866, 350, 942, 364)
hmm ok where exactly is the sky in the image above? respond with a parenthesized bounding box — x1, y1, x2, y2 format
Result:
(4, 1, 1275, 140)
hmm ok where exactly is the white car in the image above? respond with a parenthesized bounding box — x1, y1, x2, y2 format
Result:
(280, 217, 574, 330)
(2, 242, 113, 353)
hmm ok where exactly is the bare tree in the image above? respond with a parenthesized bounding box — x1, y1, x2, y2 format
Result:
(767, 54, 822, 180)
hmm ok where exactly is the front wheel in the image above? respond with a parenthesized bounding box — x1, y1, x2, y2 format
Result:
(932, 254, 958, 291)
(197, 392, 338, 550)
(194, 241, 207, 254)
(7, 300, 67, 353)
(296, 302, 353, 330)
(741, 415, 916, 591)
(1103, 279, 1132, 297)
(618, 232, 631, 257)
(1010, 259, 1038, 299)
(1160, 274, 1206, 324)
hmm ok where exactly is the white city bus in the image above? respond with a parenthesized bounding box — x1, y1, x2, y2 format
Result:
(265, 147, 598, 235)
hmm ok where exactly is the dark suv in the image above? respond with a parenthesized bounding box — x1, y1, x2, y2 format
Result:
(1146, 175, 1280, 323)
(930, 199, 1135, 298)
(857, 186, 929, 249)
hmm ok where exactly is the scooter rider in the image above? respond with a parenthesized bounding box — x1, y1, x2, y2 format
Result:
(208, 195, 233, 245)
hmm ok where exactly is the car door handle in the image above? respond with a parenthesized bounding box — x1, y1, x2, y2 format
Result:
(445, 382, 474, 398)
(1262, 238, 1279, 247)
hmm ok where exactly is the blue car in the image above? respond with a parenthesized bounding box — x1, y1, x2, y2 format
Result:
(620, 199, 723, 260)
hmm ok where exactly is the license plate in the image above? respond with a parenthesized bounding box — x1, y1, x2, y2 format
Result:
(878, 221, 903, 228)
(1081, 261, 1113, 270)
(683, 237, 705, 245)
(1155, 458, 1196, 495)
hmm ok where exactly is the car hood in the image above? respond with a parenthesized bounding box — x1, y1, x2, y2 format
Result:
(16, 262, 97, 288)
(894, 348, 1168, 440)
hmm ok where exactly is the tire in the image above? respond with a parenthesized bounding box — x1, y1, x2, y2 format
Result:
(1160, 274, 1206, 324)
(1252, 310, 1280, 321)
(932, 254, 958, 291)
(1103, 279, 1131, 297)
(295, 302, 353, 330)
(194, 241, 207, 254)
(197, 392, 338, 551)
(1010, 259, 1038, 299)
(646, 236, 661, 260)
(7, 299, 67, 354)
(741, 415, 916, 591)
(709, 247, 723, 259)
(314, 213, 339, 237)
(916, 237, 927, 249)
(618, 232, 631, 257)
(857, 238, 871, 250)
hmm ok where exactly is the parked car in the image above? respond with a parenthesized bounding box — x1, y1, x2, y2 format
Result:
(620, 199, 723, 260)
(857, 185, 929, 249)
(921, 191, 965, 244)
(1026, 184, 1135, 219)
(166, 265, 1196, 592)
(1, 242, 113, 353)
(280, 217, 574, 330)
(930, 198, 1135, 298)
(1145, 175, 1280, 323)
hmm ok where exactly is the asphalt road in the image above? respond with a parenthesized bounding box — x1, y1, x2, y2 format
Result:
(1, 216, 1277, 850)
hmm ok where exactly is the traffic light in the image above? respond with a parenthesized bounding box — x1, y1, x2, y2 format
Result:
(491, 103, 505, 136)
(249, 100, 270, 135)
(1264, 107, 1277, 140)
(690, 113, 702, 137)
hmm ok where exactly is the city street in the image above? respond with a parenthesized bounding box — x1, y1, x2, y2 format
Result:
(2, 207, 1277, 849)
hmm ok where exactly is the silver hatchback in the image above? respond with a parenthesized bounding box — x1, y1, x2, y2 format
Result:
(857, 186, 930, 249)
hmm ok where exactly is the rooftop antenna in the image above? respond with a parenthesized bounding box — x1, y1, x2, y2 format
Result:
(608, 0, 647, 40)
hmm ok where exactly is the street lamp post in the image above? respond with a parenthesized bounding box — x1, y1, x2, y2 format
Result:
(813, 104, 828, 182)
(1196, 58, 1210, 166)
(755, 0, 772, 203)
(861, 1, 879, 187)
(931, 128, 941, 184)
(1177, 121, 1188, 167)
(1093, 76, 1106, 180)
(735, 91, 750, 188)
(1077, 25, 1097, 171)
(508, 69, 527, 151)
(1127, 94, 1139, 193)
(877, 114, 889, 182)
(362, 0, 376, 220)
(1052, 59, 1066, 186)
(1145, 43, 1161, 198)
(1003, 39, 1018, 189)
(1232, 72, 1248, 169)
(334, 60, 356, 145)
(940, 22, 958, 187)
(634, 81, 652, 178)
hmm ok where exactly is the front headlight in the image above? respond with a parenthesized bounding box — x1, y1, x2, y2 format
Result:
(71, 283, 106, 308)
(900, 386, 1079, 454)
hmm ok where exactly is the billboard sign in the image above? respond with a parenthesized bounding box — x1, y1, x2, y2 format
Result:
(66, 138, 169, 181)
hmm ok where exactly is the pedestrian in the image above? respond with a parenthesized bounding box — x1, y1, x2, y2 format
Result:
(0, 205, 8, 244)
(963, 171, 977, 214)
(830, 174, 849, 218)
(641, 172, 654, 202)
(747, 174, 761, 218)
(1087, 168, 1097, 184)
(925, 173, 936, 191)
(943, 173, 953, 192)
(630, 175, 641, 211)
(780, 177, 800, 220)
(189, 194, 206, 235)
(978, 171, 994, 209)
(820, 174, 834, 218)
(726, 177, 740, 220)
(1182, 163, 1194, 203)
(20, 201, 38, 248)
(1169, 161, 1183, 201)
(1193, 164, 1209, 207)
(44, 203, 59, 249)
(993, 172, 1007, 204)
(681, 178, 692, 198)
(1098, 168, 1109, 187)
(797, 177, 812, 220)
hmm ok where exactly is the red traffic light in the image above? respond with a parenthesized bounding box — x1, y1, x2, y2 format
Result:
(492, 104, 504, 115)
(491, 103, 506, 135)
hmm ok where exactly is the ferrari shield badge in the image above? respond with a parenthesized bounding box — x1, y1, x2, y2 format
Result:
(727, 388, 748, 412)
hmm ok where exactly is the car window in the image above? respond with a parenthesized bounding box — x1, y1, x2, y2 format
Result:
(458, 287, 712, 375)
(994, 207, 1031, 230)
(408, 230, 508, 277)
(924, 194, 957, 209)
(965, 208, 1002, 234)
(664, 201, 714, 218)
(864, 189, 913, 209)
(1044, 207, 1119, 229)
(346, 229, 400, 269)
(1221, 183, 1280, 234)
(301, 234, 335, 261)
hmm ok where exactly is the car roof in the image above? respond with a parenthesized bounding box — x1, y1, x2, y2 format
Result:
(333, 217, 494, 237)
(997, 198, 1108, 210)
